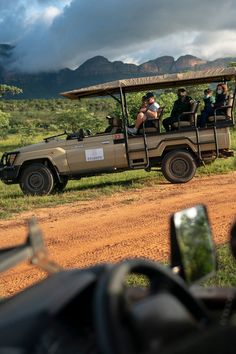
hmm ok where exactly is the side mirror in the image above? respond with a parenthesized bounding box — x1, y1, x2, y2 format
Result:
(170, 204, 216, 284)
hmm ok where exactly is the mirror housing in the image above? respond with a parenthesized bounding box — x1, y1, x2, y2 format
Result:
(170, 204, 216, 284)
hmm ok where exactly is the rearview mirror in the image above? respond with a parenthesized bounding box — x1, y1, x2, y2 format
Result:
(170, 205, 216, 284)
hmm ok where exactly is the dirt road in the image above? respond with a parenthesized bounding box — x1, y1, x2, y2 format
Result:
(0, 172, 235, 296)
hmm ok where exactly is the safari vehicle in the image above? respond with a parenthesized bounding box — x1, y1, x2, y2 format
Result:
(0, 68, 235, 195)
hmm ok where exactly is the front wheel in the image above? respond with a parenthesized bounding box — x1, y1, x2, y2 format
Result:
(20, 163, 55, 196)
(53, 176, 68, 193)
(161, 150, 197, 183)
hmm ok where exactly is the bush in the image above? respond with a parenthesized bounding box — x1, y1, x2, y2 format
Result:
(55, 106, 104, 132)
(0, 111, 10, 138)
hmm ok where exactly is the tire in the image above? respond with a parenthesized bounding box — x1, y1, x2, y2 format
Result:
(161, 150, 197, 183)
(53, 176, 68, 193)
(20, 163, 55, 196)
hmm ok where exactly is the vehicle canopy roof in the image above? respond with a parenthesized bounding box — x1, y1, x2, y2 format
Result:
(61, 67, 236, 100)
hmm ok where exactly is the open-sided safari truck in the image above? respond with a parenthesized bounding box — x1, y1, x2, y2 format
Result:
(0, 68, 235, 195)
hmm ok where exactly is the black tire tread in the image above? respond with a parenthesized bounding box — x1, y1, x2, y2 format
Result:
(161, 150, 196, 184)
(20, 163, 54, 196)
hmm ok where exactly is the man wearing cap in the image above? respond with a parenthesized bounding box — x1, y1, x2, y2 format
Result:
(127, 92, 160, 135)
(162, 88, 193, 132)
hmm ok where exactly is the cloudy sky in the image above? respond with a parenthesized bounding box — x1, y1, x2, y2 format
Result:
(1, 0, 236, 73)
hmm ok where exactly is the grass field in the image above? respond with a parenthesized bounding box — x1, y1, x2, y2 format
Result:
(127, 243, 236, 288)
(203, 243, 236, 287)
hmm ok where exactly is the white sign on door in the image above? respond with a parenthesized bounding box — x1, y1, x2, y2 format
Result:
(85, 148, 104, 161)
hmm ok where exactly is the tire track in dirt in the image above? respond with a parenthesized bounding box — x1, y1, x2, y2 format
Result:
(0, 172, 235, 296)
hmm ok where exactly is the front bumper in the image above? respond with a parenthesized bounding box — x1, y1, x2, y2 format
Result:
(0, 151, 20, 184)
(0, 165, 19, 184)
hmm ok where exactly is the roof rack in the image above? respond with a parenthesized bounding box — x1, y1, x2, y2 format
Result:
(44, 131, 67, 142)
(61, 68, 236, 100)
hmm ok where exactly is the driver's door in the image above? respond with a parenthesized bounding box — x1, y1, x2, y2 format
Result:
(66, 133, 116, 173)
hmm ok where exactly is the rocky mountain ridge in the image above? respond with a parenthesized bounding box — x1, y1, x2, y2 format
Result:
(0, 45, 235, 98)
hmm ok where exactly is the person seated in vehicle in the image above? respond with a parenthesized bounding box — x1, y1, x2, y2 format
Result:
(198, 88, 215, 128)
(104, 116, 122, 133)
(127, 92, 160, 135)
(162, 88, 194, 132)
(140, 94, 148, 110)
(199, 84, 228, 128)
(214, 83, 228, 111)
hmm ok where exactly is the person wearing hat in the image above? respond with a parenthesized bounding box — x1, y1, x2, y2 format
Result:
(162, 88, 193, 132)
(127, 92, 160, 135)
(104, 116, 122, 133)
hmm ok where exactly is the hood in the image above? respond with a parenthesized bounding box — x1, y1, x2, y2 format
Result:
(17, 138, 67, 154)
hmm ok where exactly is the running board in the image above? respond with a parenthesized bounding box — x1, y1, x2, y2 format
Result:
(129, 160, 149, 169)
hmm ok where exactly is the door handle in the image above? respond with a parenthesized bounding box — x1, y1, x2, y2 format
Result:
(101, 141, 110, 144)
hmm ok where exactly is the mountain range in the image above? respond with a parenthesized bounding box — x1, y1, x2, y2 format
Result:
(1, 44, 236, 99)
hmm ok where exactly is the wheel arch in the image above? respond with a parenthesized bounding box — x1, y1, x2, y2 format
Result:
(17, 158, 62, 183)
(162, 145, 198, 163)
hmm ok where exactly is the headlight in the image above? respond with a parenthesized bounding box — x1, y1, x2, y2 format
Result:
(5, 152, 19, 166)
(9, 153, 18, 165)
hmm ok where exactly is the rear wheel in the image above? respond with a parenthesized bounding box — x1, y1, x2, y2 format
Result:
(161, 150, 197, 183)
(20, 163, 55, 196)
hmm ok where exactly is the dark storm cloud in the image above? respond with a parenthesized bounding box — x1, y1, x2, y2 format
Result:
(1, 0, 236, 73)
(0, 1, 28, 42)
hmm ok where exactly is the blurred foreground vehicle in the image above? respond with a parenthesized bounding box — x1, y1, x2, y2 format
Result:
(0, 68, 235, 195)
(0, 205, 236, 353)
